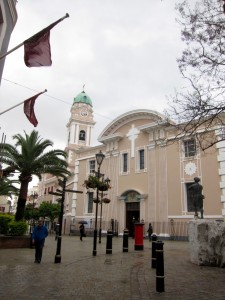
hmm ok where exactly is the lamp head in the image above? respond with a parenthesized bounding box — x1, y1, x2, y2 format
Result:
(104, 177, 111, 184)
(96, 150, 105, 167)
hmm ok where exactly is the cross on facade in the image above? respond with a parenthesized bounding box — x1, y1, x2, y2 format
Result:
(126, 124, 140, 158)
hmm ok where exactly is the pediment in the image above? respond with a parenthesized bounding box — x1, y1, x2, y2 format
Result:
(98, 109, 169, 142)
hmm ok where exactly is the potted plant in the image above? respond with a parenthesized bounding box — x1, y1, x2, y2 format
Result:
(93, 198, 101, 203)
(83, 175, 99, 189)
(98, 181, 110, 191)
(102, 198, 111, 204)
(83, 175, 111, 191)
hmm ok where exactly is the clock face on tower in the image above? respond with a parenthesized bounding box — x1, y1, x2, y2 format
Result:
(184, 162, 197, 176)
(80, 109, 88, 117)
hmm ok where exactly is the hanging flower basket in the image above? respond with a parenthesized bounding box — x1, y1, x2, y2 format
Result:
(86, 182, 96, 189)
(83, 175, 99, 189)
(102, 198, 110, 204)
(98, 180, 111, 191)
(98, 184, 108, 191)
(83, 175, 111, 191)
(93, 198, 100, 203)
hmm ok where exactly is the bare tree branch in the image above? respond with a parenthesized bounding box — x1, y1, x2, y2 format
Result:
(165, 0, 225, 150)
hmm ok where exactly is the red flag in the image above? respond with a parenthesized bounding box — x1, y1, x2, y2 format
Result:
(24, 14, 69, 67)
(24, 31, 52, 67)
(23, 92, 44, 127)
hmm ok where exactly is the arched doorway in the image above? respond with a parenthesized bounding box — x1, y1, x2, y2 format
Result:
(126, 202, 140, 237)
(122, 190, 140, 237)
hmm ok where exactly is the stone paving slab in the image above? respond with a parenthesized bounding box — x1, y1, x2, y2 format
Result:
(0, 235, 225, 299)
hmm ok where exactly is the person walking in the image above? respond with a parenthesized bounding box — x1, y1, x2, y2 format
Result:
(79, 223, 85, 241)
(147, 223, 153, 241)
(32, 218, 48, 263)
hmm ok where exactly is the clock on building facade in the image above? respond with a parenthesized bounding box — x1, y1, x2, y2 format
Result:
(184, 162, 197, 176)
(80, 109, 88, 116)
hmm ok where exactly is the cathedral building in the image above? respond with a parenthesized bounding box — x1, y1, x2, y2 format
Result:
(38, 90, 224, 237)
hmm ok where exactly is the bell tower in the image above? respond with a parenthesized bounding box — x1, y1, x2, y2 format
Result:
(67, 90, 95, 148)
(66, 89, 95, 170)
(65, 89, 96, 224)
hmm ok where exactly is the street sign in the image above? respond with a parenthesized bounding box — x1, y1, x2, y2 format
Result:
(49, 191, 63, 196)
(64, 189, 83, 194)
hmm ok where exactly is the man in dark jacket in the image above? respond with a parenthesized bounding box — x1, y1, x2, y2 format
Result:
(32, 218, 48, 263)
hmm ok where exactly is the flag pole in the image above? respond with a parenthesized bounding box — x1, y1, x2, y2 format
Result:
(0, 43, 24, 61)
(0, 13, 69, 61)
(0, 89, 47, 116)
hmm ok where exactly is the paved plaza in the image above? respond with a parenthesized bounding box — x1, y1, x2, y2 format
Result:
(0, 235, 225, 300)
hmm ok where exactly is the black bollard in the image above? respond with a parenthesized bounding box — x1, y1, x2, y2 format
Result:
(106, 229, 113, 254)
(151, 234, 157, 268)
(123, 229, 129, 252)
(156, 240, 165, 293)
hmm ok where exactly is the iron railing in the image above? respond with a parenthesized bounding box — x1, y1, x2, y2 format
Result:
(70, 219, 189, 240)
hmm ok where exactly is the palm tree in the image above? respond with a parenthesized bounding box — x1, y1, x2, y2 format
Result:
(0, 130, 71, 221)
(0, 178, 19, 196)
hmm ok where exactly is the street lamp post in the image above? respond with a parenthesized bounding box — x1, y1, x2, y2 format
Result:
(99, 177, 111, 244)
(53, 177, 66, 263)
(93, 150, 105, 256)
(98, 192, 104, 244)
(49, 177, 83, 263)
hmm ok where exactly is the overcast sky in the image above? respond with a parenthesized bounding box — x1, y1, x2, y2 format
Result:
(0, 0, 185, 170)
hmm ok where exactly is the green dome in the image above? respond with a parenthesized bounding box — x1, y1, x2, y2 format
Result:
(73, 91, 92, 107)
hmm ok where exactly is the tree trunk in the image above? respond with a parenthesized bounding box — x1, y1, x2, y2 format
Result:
(15, 179, 30, 221)
(15, 198, 26, 221)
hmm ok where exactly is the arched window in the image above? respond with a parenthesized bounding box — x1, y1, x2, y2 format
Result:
(79, 130, 86, 141)
(121, 190, 140, 202)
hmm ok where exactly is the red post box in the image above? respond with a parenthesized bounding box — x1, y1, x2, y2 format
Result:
(134, 222, 144, 250)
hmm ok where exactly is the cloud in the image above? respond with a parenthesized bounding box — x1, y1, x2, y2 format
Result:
(0, 0, 184, 157)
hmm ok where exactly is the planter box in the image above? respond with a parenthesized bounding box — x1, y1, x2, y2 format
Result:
(0, 235, 31, 249)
